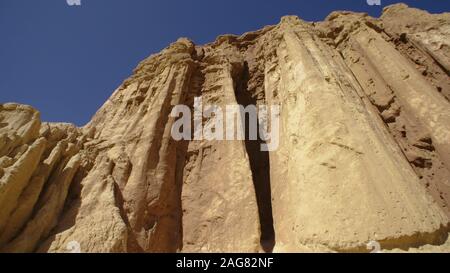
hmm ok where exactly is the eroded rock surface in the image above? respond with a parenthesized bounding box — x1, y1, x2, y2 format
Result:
(0, 4, 449, 253)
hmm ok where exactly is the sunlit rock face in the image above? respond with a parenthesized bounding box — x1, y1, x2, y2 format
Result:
(1, 4, 449, 253)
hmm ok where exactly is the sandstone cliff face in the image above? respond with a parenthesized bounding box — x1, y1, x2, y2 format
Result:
(0, 4, 449, 253)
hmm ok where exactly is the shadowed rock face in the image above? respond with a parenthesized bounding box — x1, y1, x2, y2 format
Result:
(0, 4, 449, 253)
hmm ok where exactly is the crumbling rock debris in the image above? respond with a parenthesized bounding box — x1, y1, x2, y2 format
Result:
(0, 3, 449, 253)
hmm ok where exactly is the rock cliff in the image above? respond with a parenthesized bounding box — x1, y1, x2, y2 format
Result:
(1, 3, 449, 253)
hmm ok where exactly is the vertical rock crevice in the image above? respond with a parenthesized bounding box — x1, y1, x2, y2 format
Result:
(234, 61, 275, 253)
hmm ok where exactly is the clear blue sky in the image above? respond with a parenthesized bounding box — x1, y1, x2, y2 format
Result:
(1, 0, 449, 126)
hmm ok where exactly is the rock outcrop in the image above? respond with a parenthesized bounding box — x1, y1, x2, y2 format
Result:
(0, 3, 449, 253)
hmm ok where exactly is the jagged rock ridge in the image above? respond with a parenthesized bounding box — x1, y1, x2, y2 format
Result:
(0, 3, 449, 252)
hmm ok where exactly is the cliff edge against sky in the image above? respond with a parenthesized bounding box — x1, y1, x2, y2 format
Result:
(0, 3, 449, 253)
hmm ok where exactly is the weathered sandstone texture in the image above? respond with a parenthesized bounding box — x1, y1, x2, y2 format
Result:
(0, 4, 449, 253)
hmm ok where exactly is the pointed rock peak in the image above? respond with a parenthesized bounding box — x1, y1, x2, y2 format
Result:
(169, 37, 195, 53)
(382, 3, 410, 14)
(175, 37, 194, 46)
(280, 15, 304, 26)
(214, 34, 239, 46)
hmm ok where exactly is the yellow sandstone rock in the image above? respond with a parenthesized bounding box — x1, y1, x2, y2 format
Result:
(0, 3, 449, 253)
